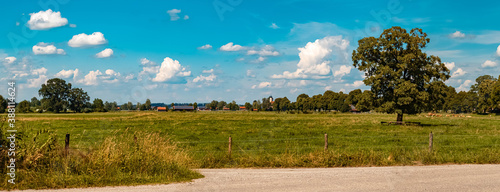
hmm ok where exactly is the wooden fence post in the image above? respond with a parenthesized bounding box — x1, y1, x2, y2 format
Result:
(429, 132, 433, 153)
(65, 133, 70, 156)
(324, 134, 328, 151)
(228, 136, 232, 159)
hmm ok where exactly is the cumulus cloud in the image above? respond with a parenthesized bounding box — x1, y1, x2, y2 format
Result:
(198, 44, 213, 50)
(27, 9, 68, 30)
(252, 82, 272, 89)
(272, 36, 349, 79)
(193, 74, 216, 83)
(202, 69, 214, 73)
(102, 69, 121, 83)
(167, 9, 181, 21)
(31, 67, 47, 75)
(270, 23, 279, 29)
(27, 75, 48, 88)
(449, 31, 466, 39)
(140, 58, 156, 66)
(444, 62, 455, 71)
(333, 65, 352, 78)
(68, 32, 108, 47)
(220, 42, 245, 51)
(69, 24, 76, 28)
(345, 80, 364, 87)
(452, 68, 466, 77)
(247, 45, 279, 56)
(497, 45, 500, 57)
(95, 48, 113, 58)
(78, 70, 102, 85)
(152, 57, 191, 82)
(32, 43, 66, 55)
(55, 69, 79, 79)
(3, 57, 16, 64)
(457, 80, 473, 92)
(481, 60, 497, 68)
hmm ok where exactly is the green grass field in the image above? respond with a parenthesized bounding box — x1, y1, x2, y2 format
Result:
(2, 111, 500, 189)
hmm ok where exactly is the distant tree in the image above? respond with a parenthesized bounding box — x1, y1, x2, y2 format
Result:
(38, 78, 72, 113)
(193, 102, 198, 111)
(272, 98, 282, 111)
(17, 100, 31, 113)
(104, 101, 112, 111)
(426, 81, 449, 112)
(0, 95, 7, 113)
(145, 99, 152, 110)
(68, 88, 90, 113)
(92, 98, 106, 112)
(171, 103, 175, 110)
(346, 89, 362, 106)
(229, 101, 238, 111)
(252, 100, 261, 111)
(120, 103, 128, 110)
(30, 97, 41, 107)
(471, 75, 497, 113)
(261, 97, 271, 111)
(296, 94, 310, 112)
(244, 102, 252, 110)
(356, 90, 374, 112)
(352, 27, 450, 122)
(127, 102, 134, 110)
(280, 97, 291, 111)
(218, 101, 227, 110)
(492, 75, 500, 111)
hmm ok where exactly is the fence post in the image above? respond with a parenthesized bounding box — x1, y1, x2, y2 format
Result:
(429, 132, 433, 153)
(65, 133, 70, 156)
(324, 134, 328, 151)
(228, 136, 232, 159)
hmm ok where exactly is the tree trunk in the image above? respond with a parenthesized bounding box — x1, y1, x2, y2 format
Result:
(397, 113, 403, 123)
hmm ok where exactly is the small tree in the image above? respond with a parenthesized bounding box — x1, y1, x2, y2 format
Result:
(352, 27, 450, 122)
(92, 98, 106, 112)
(0, 95, 7, 113)
(18, 100, 31, 113)
(68, 88, 90, 113)
(245, 102, 252, 110)
(145, 99, 152, 110)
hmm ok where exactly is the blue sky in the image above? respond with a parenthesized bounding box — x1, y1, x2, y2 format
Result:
(1, 0, 500, 104)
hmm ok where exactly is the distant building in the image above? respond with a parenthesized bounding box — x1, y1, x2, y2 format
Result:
(197, 106, 210, 111)
(268, 96, 274, 103)
(239, 106, 247, 111)
(172, 106, 194, 111)
(349, 104, 360, 113)
(156, 107, 167, 112)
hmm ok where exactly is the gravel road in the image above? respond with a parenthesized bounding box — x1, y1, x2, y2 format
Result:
(15, 164, 500, 192)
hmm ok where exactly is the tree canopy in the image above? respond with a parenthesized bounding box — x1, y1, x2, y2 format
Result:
(352, 27, 450, 121)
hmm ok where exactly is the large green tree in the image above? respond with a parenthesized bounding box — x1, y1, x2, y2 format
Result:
(0, 95, 7, 113)
(92, 98, 106, 112)
(17, 100, 31, 113)
(68, 88, 90, 113)
(38, 78, 72, 113)
(352, 27, 450, 122)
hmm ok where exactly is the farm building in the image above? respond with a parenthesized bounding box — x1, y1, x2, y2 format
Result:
(172, 106, 194, 111)
(197, 106, 210, 111)
(239, 106, 247, 111)
(156, 107, 167, 112)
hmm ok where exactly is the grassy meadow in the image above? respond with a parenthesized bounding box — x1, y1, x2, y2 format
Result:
(1, 111, 500, 189)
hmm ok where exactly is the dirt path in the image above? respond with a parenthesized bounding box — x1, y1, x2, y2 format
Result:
(15, 164, 500, 192)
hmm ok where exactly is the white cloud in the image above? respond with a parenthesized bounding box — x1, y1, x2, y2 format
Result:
(220, 42, 245, 51)
(193, 74, 216, 83)
(246, 70, 256, 78)
(184, 15, 189, 20)
(124, 74, 134, 82)
(32, 43, 66, 55)
(444, 62, 455, 71)
(68, 32, 108, 47)
(31, 67, 47, 75)
(247, 45, 279, 56)
(272, 36, 349, 79)
(95, 48, 113, 58)
(78, 70, 102, 85)
(452, 68, 466, 77)
(27, 9, 68, 30)
(449, 31, 466, 39)
(152, 57, 191, 82)
(334, 65, 351, 78)
(167, 9, 181, 21)
(198, 44, 213, 50)
(27, 75, 48, 88)
(286, 80, 308, 87)
(481, 60, 497, 68)
(140, 58, 156, 66)
(202, 69, 214, 73)
(55, 69, 79, 79)
(457, 80, 473, 92)
(252, 82, 272, 89)
(270, 23, 279, 29)
(69, 24, 76, 28)
(3, 57, 16, 64)
(345, 80, 364, 87)
(497, 45, 500, 56)
(102, 69, 121, 83)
